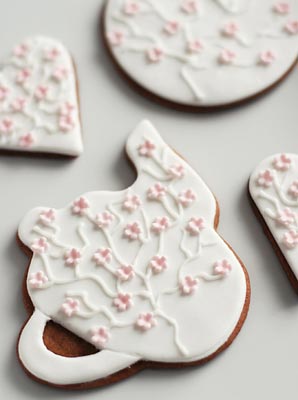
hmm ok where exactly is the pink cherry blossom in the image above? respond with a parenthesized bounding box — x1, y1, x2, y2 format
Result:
(113, 293, 133, 312)
(123, 222, 142, 241)
(135, 312, 157, 331)
(64, 248, 82, 267)
(288, 181, 298, 199)
(222, 21, 239, 38)
(274, 2, 290, 14)
(163, 20, 180, 35)
(59, 102, 75, 117)
(13, 43, 30, 58)
(214, 259, 232, 276)
(123, 1, 140, 15)
(10, 97, 27, 112)
(147, 182, 167, 201)
(167, 164, 185, 179)
(186, 39, 204, 54)
(92, 248, 112, 267)
(72, 197, 90, 215)
(39, 209, 56, 226)
(60, 298, 80, 317)
(273, 154, 292, 171)
(259, 50, 276, 66)
(15, 68, 31, 85)
(59, 114, 75, 132)
(218, 48, 236, 65)
(122, 194, 142, 212)
(0, 85, 9, 101)
(146, 46, 164, 63)
(282, 230, 298, 249)
(179, 276, 198, 295)
(44, 47, 60, 61)
(151, 216, 170, 234)
(95, 211, 114, 229)
(52, 66, 69, 82)
(34, 85, 49, 101)
(256, 170, 274, 188)
(149, 255, 168, 274)
(276, 208, 296, 227)
(28, 271, 48, 289)
(181, 0, 198, 14)
(107, 30, 125, 46)
(186, 217, 206, 236)
(116, 265, 135, 281)
(285, 20, 298, 34)
(178, 189, 196, 207)
(0, 118, 14, 134)
(90, 326, 110, 348)
(138, 139, 156, 157)
(31, 237, 49, 254)
(18, 132, 35, 148)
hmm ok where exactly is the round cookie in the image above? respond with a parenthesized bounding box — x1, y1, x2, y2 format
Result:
(103, 0, 298, 110)
(17, 120, 250, 389)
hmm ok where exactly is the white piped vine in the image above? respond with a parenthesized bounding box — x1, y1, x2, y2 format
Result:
(26, 133, 233, 358)
(106, 0, 298, 102)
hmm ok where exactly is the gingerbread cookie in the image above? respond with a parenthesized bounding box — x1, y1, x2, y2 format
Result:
(0, 36, 83, 156)
(103, 0, 298, 110)
(18, 121, 250, 388)
(249, 153, 298, 292)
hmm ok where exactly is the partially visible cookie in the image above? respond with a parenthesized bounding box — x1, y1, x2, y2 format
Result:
(103, 0, 298, 110)
(0, 36, 83, 156)
(249, 153, 298, 293)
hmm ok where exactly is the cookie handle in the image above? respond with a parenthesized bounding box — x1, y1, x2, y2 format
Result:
(18, 310, 140, 386)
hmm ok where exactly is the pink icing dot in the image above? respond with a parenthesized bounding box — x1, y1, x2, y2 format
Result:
(138, 139, 156, 157)
(186, 39, 204, 54)
(181, 0, 199, 14)
(259, 50, 276, 66)
(0, 118, 14, 134)
(0, 85, 9, 101)
(256, 170, 274, 188)
(273, 154, 291, 171)
(28, 271, 48, 289)
(163, 20, 180, 35)
(59, 114, 75, 133)
(90, 326, 110, 348)
(146, 46, 164, 63)
(147, 182, 167, 201)
(288, 180, 298, 199)
(123, 222, 143, 241)
(93, 248, 112, 267)
(179, 276, 198, 295)
(273, 2, 290, 14)
(113, 293, 133, 312)
(13, 43, 30, 58)
(34, 85, 49, 101)
(10, 97, 27, 112)
(60, 102, 75, 117)
(222, 21, 240, 38)
(282, 230, 298, 249)
(18, 132, 35, 148)
(39, 208, 56, 226)
(52, 66, 69, 82)
(60, 298, 80, 317)
(44, 47, 61, 61)
(276, 208, 296, 227)
(31, 237, 49, 254)
(72, 197, 90, 215)
(167, 164, 185, 179)
(116, 265, 135, 281)
(285, 20, 298, 34)
(107, 30, 125, 46)
(149, 255, 168, 274)
(214, 259, 232, 276)
(218, 48, 236, 65)
(122, 194, 142, 213)
(95, 211, 114, 229)
(135, 312, 157, 331)
(151, 216, 170, 234)
(64, 248, 82, 267)
(186, 217, 205, 236)
(15, 68, 31, 85)
(178, 189, 196, 207)
(123, 1, 140, 15)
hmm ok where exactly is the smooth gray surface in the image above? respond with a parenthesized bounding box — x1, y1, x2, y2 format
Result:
(1, 0, 298, 398)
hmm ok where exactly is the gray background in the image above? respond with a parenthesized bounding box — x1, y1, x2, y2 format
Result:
(1, 0, 298, 398)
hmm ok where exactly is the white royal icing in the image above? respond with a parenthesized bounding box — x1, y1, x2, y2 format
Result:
(249, 153, 298, 281)
(104, 0, 298, 107)
(0, 36, 83, 156)
(18, 120, 248, 385)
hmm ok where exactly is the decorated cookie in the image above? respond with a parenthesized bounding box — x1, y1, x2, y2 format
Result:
(103, 0, 298, 109)
(18, 120, 250, 388)
(249, 153, 298, 292)
(0, 36, 83, 156)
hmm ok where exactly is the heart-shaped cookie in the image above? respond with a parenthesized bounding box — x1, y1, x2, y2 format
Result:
(18, 120, 249, 388)
(0, 36, 83, 156)
(103, 0, 298, 109)
(249, 153, 298, 292)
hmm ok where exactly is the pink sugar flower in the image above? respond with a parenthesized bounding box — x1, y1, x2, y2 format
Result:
(72, 197, 90, 215)
(0, 85, 9, 101)
(138, 139, 156, 157)
(288, 181, 298, 199)
(59, 114, 75, 132)
(274, 2, 290, 14)
(60, 298, 80, 317)
(113, 293, 133, 312)
(15, 68, 31, 85)
(116, 265, 135, 281)
(259, 50, 276, 66)
(285, 20, 298, 34)
(146, 46, 164, 63)
(60, 102, 75, 116)
(123, 222, 142, 241)
(178, 189, 196, 207)
(10, 97, 27, 112)
(39, 208, 56, 226)
(52, 66, 69, 82)
(147, 182, 167, 201)
(18, 132, 34, 148)
(256, 170, 274, 188)
(163, 20, 180, 35)
(13, 43, 30, 58)
(136, 312, 157, 331)
(218, 48, 236, 65)
(167, 164, 185, 179)
(0, 118, 14, 134)
(31, 237, 49, 254)
(151, 216, 170, 234)
(276, 208, 296, 227)
(64, 248, 82, 267)
(90, 326, 110, 348)
(282, 230, 298, 249)
(186, 39, 204, 54)
(28, 271, 48, 289)
(273, 154, 291, 171)
(181, 0, 198, 14)
(149, 255, 168, 274)
(179, 276, 198, 295)
(122, 194, 142, 212)
(123, 1, 140, 15)
(93, 248, 112, 267)
(44, 47, 60, 61)
(107, 30, 125, 46)
(95, 211, 114, 229)
(214, 259, 232, 276)
(222, 21, 239, 38)
(186, 217, 205, 236)
(34, 85, 49, 101)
